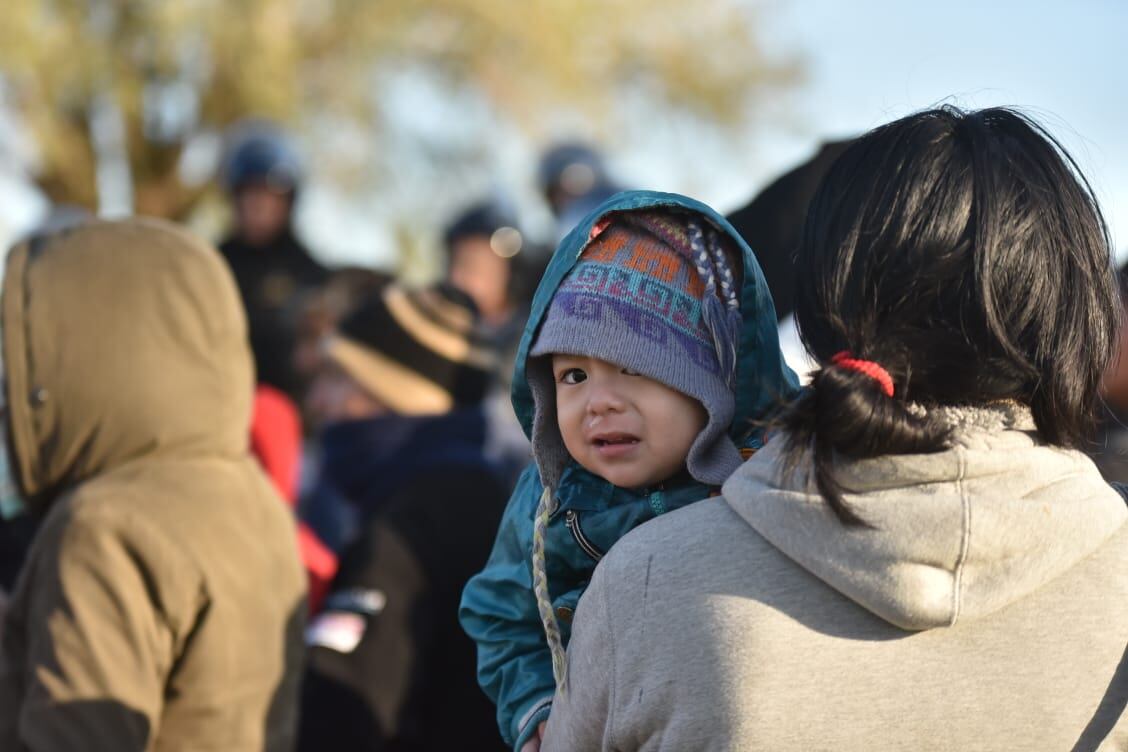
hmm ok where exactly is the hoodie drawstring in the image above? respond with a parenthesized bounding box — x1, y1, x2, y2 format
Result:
(532, 486, 568, 692)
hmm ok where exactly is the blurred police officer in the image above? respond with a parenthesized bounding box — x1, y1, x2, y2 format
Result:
(219, 122, 329, 401)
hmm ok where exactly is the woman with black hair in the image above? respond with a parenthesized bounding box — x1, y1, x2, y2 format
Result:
(541, 107, 1128, 751)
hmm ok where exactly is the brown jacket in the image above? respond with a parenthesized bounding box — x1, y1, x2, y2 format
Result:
(0, 219, 307, 751)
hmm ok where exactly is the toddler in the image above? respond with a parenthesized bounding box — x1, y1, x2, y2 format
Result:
(459, 190, 797, 751)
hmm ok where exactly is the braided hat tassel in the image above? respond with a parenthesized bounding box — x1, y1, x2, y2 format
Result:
(687, 221, 742, 387)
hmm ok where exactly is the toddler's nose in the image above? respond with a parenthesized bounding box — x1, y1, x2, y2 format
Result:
(587, 381, 626, 416)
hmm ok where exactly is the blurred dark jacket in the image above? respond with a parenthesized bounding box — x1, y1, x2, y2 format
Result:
(726, 140, 852, 321)
(220, 228, 329, 400)
(0, 516, 36, 594)
(1091, 405, 1128, 484)
(300, 409, 508, 751)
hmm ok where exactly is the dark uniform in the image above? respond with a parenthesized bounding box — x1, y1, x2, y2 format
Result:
(219, 230, 327, 400)
(219, 124, 329, 400)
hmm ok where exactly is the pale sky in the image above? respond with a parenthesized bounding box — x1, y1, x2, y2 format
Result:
(3, 0, 1126, 265)
(726, 0, 1128, 255)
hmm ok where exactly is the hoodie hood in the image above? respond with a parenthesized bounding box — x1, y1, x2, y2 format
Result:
(1, 218, 253, 511)
(723, 403, 1128, 630)
(513, 190, 799, 491)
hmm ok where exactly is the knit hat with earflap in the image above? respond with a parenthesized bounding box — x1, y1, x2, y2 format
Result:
(325, 282, 497, 414)
(526, 208, 744, 691)
(527, 209, 744, 492)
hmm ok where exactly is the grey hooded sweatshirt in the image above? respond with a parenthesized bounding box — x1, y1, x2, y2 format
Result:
(543, 405, 1128, 751)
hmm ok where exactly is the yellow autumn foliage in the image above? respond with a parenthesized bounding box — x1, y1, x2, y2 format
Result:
(0, 0, 800, 218)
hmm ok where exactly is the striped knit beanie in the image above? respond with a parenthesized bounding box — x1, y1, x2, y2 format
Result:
(528, 210, 744, 491)
(326, 282, 496, 414)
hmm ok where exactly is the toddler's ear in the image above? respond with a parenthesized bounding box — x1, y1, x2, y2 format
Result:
(588, 217, 612, 242)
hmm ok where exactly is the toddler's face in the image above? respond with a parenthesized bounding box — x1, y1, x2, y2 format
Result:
(552, 354, 706, 489)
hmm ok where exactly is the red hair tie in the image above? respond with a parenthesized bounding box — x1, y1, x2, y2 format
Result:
(830, 351, 895, 397)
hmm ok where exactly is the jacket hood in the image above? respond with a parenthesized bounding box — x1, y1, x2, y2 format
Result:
(2, 218, 253, 511)
(512, 190, 799, 490)
(723, 403, 1128, 630)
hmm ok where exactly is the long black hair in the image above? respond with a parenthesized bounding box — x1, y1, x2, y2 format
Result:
(784, 106, 1119, 525)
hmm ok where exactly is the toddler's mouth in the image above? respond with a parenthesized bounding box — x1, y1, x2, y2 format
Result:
(592, 433, 640, 447)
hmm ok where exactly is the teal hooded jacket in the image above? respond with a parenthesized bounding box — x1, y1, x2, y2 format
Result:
(458, 190, 798, 750)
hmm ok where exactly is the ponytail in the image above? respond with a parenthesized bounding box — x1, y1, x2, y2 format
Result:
(780, 358, 950, 526)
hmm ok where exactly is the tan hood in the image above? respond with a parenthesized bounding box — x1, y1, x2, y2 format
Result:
(1, 218, 253, 510)
(723, 404, 1128, 630)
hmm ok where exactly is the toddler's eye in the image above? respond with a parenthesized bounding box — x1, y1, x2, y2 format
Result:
(558, 368, 587, 385)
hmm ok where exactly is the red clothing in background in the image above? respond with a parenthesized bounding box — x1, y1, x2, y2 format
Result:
(252, 385, 337, 612)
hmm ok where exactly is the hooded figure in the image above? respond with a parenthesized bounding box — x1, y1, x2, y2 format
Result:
(460, 190, 798, 751)
(0, 219, 307, 751)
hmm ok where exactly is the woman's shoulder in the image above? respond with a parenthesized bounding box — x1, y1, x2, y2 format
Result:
(597, 496, 778, 586)
(615, 496, 734, 546)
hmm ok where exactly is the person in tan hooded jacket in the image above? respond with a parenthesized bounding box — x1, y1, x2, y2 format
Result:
(0, 218, 307, 751)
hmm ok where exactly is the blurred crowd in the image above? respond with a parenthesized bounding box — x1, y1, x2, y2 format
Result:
(0, 112, 1126, 752)
(0, 122, 637, 750)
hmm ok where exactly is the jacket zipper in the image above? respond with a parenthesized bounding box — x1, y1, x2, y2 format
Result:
(564, 510, 604, 562)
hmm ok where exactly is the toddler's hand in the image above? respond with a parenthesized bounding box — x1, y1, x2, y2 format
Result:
(519, 721, 548, 752)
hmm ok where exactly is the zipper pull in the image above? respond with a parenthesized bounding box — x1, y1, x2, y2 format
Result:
(564, 510, 603, 561)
